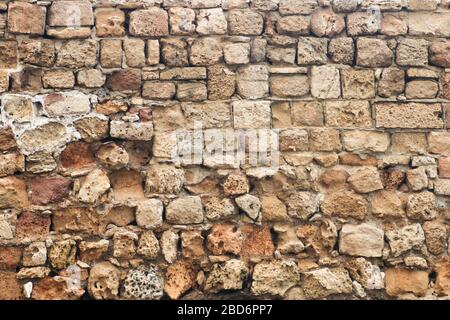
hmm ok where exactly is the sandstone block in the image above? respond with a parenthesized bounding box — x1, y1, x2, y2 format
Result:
(375, 103, 443, 129)
(8, 2, 46, 35)
(297, 37, 327, 65)
(339, 223, 384, 258)
(228, 10, 263, 35)
(166, 196, 204, 224)
(48, 1, 94, 27)
(311, 65, 340, 99)
(129, 8, 169, 37)
(95, 9, 125, 37)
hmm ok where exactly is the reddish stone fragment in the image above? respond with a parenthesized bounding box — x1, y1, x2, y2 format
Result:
(31, 177, 73, 205)
(15, 212, 51, 239)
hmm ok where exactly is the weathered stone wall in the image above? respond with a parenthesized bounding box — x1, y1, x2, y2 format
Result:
(0, 0, 449, 300)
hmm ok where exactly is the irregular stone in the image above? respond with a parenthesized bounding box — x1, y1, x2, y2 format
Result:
(161, 38, 188, 67)
(233, 100, 271, 129)
(207, 64, 235, 100)
(95, 9, 125, 37)
(30, 177, 72, 206)
(310, 8, 345, 37)
(161, 231, 179, 264)
(371, 191, 405, 218)
(345, 258, 384, 290)
(310, 128, 341, 152)
(196, 8, 227, 35)
(386, 224, 425, 257)
(48, 240, 77, 270)
(168, 7, 195, 35)
(113, 230, 137, 259)
(100, 39, 122, 68)
(77, 69, 105, 88)
(106, 69, 142, 91)
(341, 69, 375, 99)
(207, 224, 243, 255)
(0, 152, 25, 177)
(241, 225, 274, 258)
(123, 265, 164, 300)
(279, 0, 318, 15)
(88, 262, 120, 300)
(129, 8, 168, 36)
(143, 82, 176, 100)
(409, 12, 450, 37)
(0, 176, 29, 209)
(385, 268, 428, 297)
(235, 194, 261, 221)
(328, 37, 354, 65)
(339, 223, 384, 258)
(181, 230, 205, 260)
(189, 37, 223, 66)
(347, 12, 379, 36)
(291, 101, 324, 126)
(164, 261, 196, 299)
(166, 196, 204, 224)
(32, 276, 84, 300)
(56, 40, 97, 68)
(321, 191, 368, 220)
(302, 267, 353, 299)
(348, 167, 383, 193)
(42, 91, 90, 116)
(205, 259, 248, 293)
(378, 68, 405, 98)
(277, 15, 310, 35)
(406, 168, 428, 192)
(297, 37, 327, 65)
(137, 231, 160, 259)
(274, 224, 304, 254)
(0, 247, 22, 270)
(429, 132, 450, 156)
(381, 14, 407, 36)
(423, 221, 447, 256)
(326, 101, 371, 128)
(15, 212, 50, 239)
(224, 42, 250, 65)
(396, 39, 429, 66)
(78, 169, 110, 204)
(228, 10, 263, 35)
(0, 41, 17, 68)
(0, 272, 23, 299)
(357, 38, 393, 67)
(435, 259, 450, 296)
(286, 192, 319, 220)
(53, 207, 99, 235)
(430, 40, 450, 68)
(251, 260, 300, 296)
(79, 240, 109, 262)
(110, 121, 153, 141)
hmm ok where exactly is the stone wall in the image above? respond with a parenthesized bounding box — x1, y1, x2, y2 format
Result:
(0, 0, 449, 300)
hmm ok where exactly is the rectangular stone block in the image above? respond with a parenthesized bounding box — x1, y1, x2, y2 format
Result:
(7, 2, 46, 35)
(48, 1, 94, 27)
(409, 13, 450, 37)
(375, 103, 443, 129)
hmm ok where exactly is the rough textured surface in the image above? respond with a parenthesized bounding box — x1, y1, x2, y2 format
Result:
(0, 0, 449, 302)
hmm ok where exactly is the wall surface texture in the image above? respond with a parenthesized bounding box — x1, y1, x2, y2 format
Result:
(0, 0, 449, 300)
